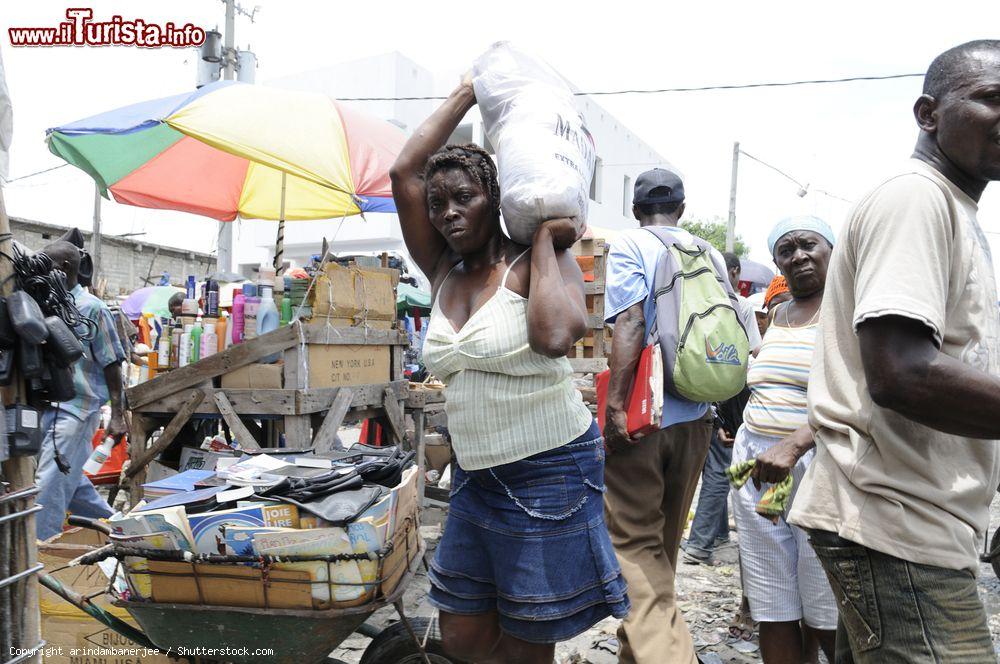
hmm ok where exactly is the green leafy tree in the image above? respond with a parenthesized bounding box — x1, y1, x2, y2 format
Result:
(680, 217, 749, 257)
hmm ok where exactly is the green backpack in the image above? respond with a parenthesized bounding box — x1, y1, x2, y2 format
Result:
(644, 227, 750, 403)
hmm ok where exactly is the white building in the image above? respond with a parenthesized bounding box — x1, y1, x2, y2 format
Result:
(233, 52, 672, 288)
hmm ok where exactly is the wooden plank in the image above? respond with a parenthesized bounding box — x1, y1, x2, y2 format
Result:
(297, 381, 408, 414)
(312, 388, 354, 454)
(284, 415, 312, 449)
(391, 344, 404, 382)
(126, 391, 205, 478)
(412, 408, 427, 506)
(587, 313, 604, 329)
(127, 324, 301, 407)
(302, 324, 408, 346)
(584, 282, 605, 295)
(283, 345, 301, 390)
(382, 385, 406, 444)
(568, 357, 609, 374)
(213, 391, 261, 451)
(133, 387, 298, 415)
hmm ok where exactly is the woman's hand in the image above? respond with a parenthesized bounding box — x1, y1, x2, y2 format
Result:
(460, 69, 475, 96)
(535, 218, 584, 250)
(751, 425, 814, 489)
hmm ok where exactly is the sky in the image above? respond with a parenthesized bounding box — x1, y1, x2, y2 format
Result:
(2, 0, 1000, 272)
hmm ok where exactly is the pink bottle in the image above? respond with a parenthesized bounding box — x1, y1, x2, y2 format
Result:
(231, 288, 246, 344)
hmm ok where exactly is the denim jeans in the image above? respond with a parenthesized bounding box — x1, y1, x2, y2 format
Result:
(685, 429, 731, 557)
(35, 409, 113, 540)
(429, 421, 629, 644)
(808, 529, 995, 664)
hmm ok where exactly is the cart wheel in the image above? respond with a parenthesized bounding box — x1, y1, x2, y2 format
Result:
(990, 528, 1000, 579)
(359, 617, 462, 664)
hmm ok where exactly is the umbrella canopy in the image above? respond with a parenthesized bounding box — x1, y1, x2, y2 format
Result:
(397, 282, 431, 312)
(739, 258, 775, 289)
(121, 286, 183, 320)
(46, 81, 405, 221)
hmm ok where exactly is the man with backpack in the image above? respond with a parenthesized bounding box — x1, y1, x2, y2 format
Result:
(603, 168, 750, 664)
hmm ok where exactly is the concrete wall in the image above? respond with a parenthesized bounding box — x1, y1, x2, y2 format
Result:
(10, 216, 216, 297)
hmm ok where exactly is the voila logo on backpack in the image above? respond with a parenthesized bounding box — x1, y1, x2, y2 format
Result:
(705, 338, 742, 366)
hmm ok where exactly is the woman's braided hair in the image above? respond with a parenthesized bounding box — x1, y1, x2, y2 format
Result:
(424, 143, 501, 217)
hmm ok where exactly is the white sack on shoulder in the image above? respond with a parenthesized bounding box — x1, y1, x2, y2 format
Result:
(472, 42, 595, 245)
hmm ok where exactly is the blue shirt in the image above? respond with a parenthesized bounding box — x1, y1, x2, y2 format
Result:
(58, 285, 126, 421)
(604, 227, 710, 428)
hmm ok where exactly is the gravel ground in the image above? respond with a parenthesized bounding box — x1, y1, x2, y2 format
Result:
(331, 490, 1000, 664)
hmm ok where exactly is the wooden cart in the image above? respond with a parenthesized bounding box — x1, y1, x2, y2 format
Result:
(122, 321, 416, 503)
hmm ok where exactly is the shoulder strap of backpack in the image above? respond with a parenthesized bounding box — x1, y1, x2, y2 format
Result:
(642, 227, 734, 296)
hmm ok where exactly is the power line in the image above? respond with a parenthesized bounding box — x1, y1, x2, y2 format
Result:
(0, 163, 70, 184)
(739, 150, 806, 189)
(337, 72, 925, 101)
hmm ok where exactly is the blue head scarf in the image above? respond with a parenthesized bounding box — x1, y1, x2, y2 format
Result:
(767, 215, 836, 256)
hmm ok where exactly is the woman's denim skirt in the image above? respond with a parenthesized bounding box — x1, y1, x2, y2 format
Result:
(428, 420, 630, 644)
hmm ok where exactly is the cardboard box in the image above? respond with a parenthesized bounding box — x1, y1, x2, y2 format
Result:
(312, 264, 396, 323)
(307, 344, 390, 388)
(143, 560, 313, 609)
(379, 468, 421, 598)
(221, 362, 284, 389)
(423, 434, 452, 474)
(39, 528, 174, 664)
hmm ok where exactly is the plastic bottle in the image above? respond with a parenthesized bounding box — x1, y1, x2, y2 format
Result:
(280, 290, 292, 326)
(205, 279, 220, 318)
(257, 285, 280, 362)
(186, 275, 196, 299)
(83, 436, 116, 475)
(157, 318, 171, 368)
(231, 288, 245, 345)
(147, 351, 158, 379)
(216, 312, 228, 352)
(244, 283, 260, 340)
(200, 322, 217, 359)
(190, 321, 203, 363)
(170, 325, 182, 368)
(179, 324, 193, 367)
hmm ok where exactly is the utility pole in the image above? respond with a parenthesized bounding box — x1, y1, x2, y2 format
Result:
(726, 141, 740, 253)
(0, 186, 41, 664)
(91, 183, 102, 282)
(215, 0, 236, 274)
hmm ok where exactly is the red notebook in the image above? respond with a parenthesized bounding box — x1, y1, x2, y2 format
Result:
(596, 343, 663, 438)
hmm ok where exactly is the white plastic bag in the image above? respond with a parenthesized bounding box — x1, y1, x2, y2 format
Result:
(472, 42, 595, 245)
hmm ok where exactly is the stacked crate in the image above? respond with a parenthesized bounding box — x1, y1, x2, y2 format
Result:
(569, 237, 610, 374)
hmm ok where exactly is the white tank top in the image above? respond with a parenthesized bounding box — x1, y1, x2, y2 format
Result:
(422, 250, 593, 470)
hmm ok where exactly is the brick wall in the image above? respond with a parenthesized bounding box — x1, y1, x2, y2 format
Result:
(10, 217, 216, 296)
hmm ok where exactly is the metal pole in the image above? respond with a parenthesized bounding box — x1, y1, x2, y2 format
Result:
(223, 0, 235, 81)
(91, 182, 102, 282)
(216, 0, 236, 273)
(274, 171, 286, 276)
(726, 141, 740, 253)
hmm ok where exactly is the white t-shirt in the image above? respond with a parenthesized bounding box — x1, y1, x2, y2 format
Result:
(789, 159, 1000, 573)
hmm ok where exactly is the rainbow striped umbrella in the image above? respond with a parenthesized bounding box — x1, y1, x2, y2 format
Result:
(45, 81, 405, 222)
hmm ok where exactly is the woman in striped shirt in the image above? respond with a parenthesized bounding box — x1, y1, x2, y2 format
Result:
(732, 216, 838, 664)
(390, 77, 628, 664)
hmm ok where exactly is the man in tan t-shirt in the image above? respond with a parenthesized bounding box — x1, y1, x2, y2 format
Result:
(788, 40, 1000, 663)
